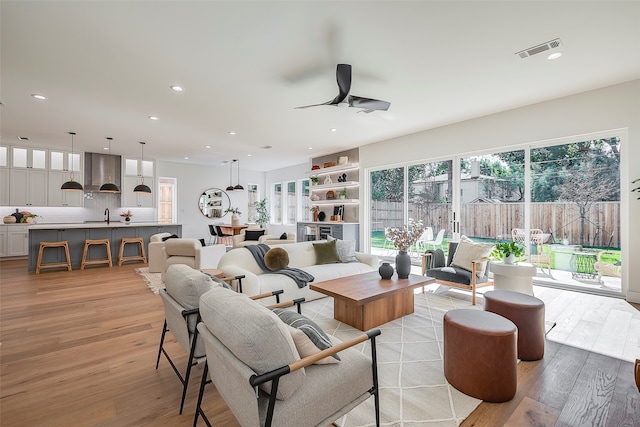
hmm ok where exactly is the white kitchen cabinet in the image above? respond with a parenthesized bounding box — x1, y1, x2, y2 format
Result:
(122, 176, 154, 207)
(7, 225, 29, 256)
(9, 169, 47, 206)
(0, 226, 7, 257)
(49, 149, 82, 173)
(124, 158, 154, 177)
(48, 171, 84, 207)
(0, 168, 9, 206)
(11, 146, 47, 169)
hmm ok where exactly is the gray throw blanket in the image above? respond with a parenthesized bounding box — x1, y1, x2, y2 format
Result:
(245, 244, 314, 288)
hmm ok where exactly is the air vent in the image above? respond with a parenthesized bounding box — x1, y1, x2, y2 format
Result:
(515, 38, 562, 59)
(18, 136, 29, 141)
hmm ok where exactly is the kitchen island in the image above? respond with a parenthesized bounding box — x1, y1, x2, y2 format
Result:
(28, 222, 181, 272)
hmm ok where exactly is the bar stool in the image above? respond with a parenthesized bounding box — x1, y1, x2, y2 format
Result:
(36, 241, 72, 274)
(81, 239, 113, 270)
(118, 237, 147, 266)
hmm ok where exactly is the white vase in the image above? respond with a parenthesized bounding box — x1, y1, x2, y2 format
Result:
(503, 254, 516, 265)
(231, 214, 239, 226)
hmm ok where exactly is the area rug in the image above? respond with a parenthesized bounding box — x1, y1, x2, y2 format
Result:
(300, 291, 483, 427)
(135, 267, 164, 294)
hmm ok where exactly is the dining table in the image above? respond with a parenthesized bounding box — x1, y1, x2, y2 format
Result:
(219, 224, 249, 235)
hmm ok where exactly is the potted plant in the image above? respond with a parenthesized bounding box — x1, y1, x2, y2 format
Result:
(253, 198, 270, 228)
(310, 205, 320, 222)
(310, 176, 319, 186)
(492, 241, 524, 265)
(338, 188, 348, 199)
(120, 210, 133, 223)
(385, 223, 424, 278)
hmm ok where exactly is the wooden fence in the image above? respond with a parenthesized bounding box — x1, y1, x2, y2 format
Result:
(371, 200, 621, 248)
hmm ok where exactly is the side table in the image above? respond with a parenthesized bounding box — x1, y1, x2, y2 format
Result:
(489, 262, 537, 295)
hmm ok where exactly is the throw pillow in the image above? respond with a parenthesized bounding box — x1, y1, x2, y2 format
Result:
(450, 235, 495, 278)
(327, 235, 358, 263)
(244, 229, 266, 241)
(312, 240, 342, 265)
(161, 234, 179, 241)
(279, 232, 288, 240)
(264, 247, 289, 271)
(271, 309, 340, 364)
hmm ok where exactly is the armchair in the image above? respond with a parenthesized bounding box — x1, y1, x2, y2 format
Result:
(232, 228, 268, 248)
(421, 237, 494, 305)
(160, 238, 227, 281)
(260, 232, 296, 245)
(193, 286, 381, 427)
(147, 232, 173, 273)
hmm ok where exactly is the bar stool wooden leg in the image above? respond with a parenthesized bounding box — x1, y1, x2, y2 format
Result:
(81, 239, 113, 270)
(118, 237, 147, 266)
(36, 241, 72, 274)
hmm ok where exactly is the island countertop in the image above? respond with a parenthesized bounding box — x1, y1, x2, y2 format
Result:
(28, 222, 179, 230)
(28, 223, 182, 272)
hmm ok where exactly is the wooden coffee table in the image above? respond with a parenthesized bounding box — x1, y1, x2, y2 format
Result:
(310, 271, 435, 331)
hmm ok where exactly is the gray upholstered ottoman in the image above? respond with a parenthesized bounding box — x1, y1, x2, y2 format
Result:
(484, 290, 545, 361)
(443, 309, 517, 402)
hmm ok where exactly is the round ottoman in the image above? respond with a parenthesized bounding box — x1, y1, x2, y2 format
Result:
(484, 290, 545, 361)
(443, 309, 517, 402)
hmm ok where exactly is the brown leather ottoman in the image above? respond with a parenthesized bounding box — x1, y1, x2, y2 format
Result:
(443, 309, 517, 402)
(484, 290, 545, 361)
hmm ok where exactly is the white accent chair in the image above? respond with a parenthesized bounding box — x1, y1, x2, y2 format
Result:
(160, 239, 227, 281)
(148, 232, 173, 273)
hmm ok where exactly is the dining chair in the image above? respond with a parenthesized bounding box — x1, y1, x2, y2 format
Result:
(207, 225, 218, 245)
(215, 225, 233, 246)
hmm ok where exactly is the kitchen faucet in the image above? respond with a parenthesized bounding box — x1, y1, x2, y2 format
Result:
(104, 208, 110, 225)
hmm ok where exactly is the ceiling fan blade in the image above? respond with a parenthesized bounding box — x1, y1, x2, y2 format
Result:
(348, 95, 390, 111)
(294, 63, 353, 109)
(294, 100, 335, 109)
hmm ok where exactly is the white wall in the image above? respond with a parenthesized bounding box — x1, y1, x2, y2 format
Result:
(155, 160, 264, 240)
(359, 79, 640, 302)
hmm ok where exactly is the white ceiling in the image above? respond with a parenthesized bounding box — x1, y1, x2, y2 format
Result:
(2, 1, 639, 172)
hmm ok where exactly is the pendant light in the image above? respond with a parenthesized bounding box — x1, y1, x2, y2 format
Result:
(133, 141, 151, 193)
(233, 159, 244, 191)
(225, 160, 234, 192)
(99, 137, 120, 193)
(61, 132, 84, 191)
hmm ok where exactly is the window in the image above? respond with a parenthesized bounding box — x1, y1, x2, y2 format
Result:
(285, 181, 296, 224)
(158, 177, 177, 223)
(272, 183, 282, 223)
(299, 178, 311, 221)
(247, 184, 259, 223)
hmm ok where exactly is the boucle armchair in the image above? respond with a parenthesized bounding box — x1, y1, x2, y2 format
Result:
(160, 239, 226, 280)
(148, 232, 173, 273)
(193, 286, 382, 427)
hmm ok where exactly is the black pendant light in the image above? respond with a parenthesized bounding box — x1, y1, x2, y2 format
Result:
(233, 159, 244, 191)
(225, 160, 234, 192)
(61, 131, 84, 191)
(99, 137, 120, 193)
(133, 141, 151, 193)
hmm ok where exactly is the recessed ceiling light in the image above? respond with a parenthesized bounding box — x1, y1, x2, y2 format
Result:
(547, 52, 562, 60)
(183, 156, 189, 160)
(330, 128, 337, 132)
(103, 146, 109, 150)
(260, 145, 272, 149)
(148, 116, 159, 120)
(308, 147, 313, 150)
(247, 154, 252, 157)
(170, 85, 184, 92)
(205, 145, 211, 149)
(31, 94, 47, 100)
(228, 131, 236, 135)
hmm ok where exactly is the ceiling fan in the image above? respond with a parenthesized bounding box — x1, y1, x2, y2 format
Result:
(295, 64, 390, 112)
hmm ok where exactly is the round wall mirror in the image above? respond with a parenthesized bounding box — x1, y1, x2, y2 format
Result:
(198, 188, 230, 219)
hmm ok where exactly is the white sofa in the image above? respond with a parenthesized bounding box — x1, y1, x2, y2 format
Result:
(232, 229, 296, 248)
(217, 240, 379, 302)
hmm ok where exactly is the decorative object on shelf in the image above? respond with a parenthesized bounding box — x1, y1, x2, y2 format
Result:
(120, 210, 133, 223)
(325, 190, 336, 200)
(310, 176, 319, 186)
(99, 137, 120, 193)
(61, 131, 83, 191)
(338, 188, 347, 199)
(379, 262, 394, 280)
(310, 206, 320, 222)
(3, 216, 16, 224)
(310, 193, 320, 201)
(395, 251, 412, 279)
(323, 161, 337, 168)
(318, 211, 326, 221)
(337, 155, 348, 165)
(133, 141, 152, 193)
(492, 242, 524, 265)
(311, 165, 320, 170)
(324, 176, 333, 185)
(337, 173, 347, 183)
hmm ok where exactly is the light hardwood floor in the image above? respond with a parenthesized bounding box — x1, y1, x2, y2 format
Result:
(1, 259, 638, 426)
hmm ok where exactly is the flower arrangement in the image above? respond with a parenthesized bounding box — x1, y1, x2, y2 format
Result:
(120, 210, 133, 218)
(385, 223, 424, 252)
(309, 206, 320, 213)
(225, 207, 241, 215)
